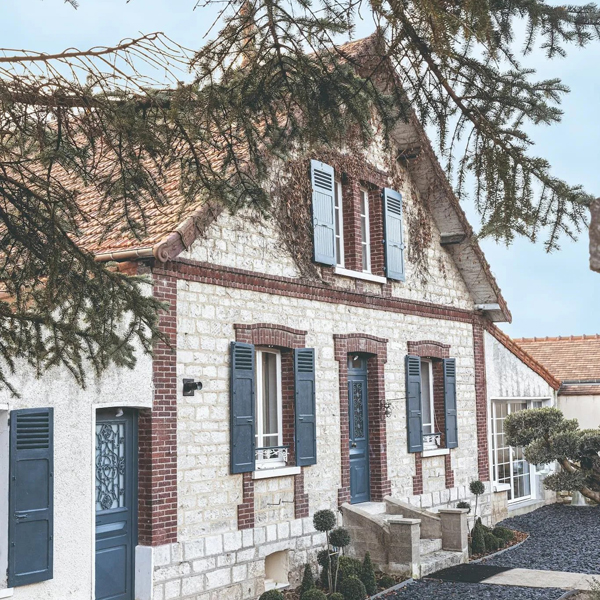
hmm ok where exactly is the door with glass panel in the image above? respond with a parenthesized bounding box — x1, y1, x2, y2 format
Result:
(95, 410, 137, 600)
(491, 401, 533, 502)
(348, 355, 370, 504)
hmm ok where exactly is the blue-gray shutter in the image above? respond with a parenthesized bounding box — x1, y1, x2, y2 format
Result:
(405, 355, 423, 453)
(230, 342, 256, 474)
(311, 160, 337, 266)
(8, 407, 54, 587)
(444, 358, 458, 449)
(294, 348, 317, 466)
(383, 188, 405, 281)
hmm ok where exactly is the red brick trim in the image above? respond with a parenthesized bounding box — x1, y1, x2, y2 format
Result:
(234, 323, 307, 349)
(473, 319, 490, 482)
(444, 453, 455, 489)
(238, 472, 255, 530)
(138, 272, 178, 546)
(334, 334, 391, 504)
(157, 260, 479, 325)
(407, 340, 451, 359)
(234, 323, 309, 528)
(412, 452, 423, 495)
(294, 471, 309, 519)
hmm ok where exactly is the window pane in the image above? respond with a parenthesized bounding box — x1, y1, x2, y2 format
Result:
(421, 361, 432, 433)
(261, 352, 279, 444)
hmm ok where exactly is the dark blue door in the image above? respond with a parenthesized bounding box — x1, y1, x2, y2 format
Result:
(95, 410, 137, 600)
(348, 356, 370, 504)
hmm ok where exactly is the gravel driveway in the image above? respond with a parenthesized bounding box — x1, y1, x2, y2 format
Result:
(386, 580, 565, 599)
(485, 504, 600, 574)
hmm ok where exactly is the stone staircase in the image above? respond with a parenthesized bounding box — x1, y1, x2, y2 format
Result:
(341, 497, 468, 579)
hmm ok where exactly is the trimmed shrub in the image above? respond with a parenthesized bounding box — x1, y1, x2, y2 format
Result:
(339, 575, 367, 600)
(314, 509, 337, 532)
(471, 521, 486, 555)
(361, 552, 377, 596)
(301, 564, 315, 596)
(337, 556, 362, 582)
(378, 574, 395, 589)
(330, 527, 351, 550)
(302, 590, 327, 600)
(329, 594, 344, 600)
(259, 591, 284, 600)
(456, 501, 471, 513)
(317, 549, 331, 568)
(492, 526, 515, 543)
(484, 532, 500, 553)
(469, 480, 485, 496)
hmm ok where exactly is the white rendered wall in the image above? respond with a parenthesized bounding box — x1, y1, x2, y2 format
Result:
(0, 350, 153, 600)
(558, 394, 600, 429)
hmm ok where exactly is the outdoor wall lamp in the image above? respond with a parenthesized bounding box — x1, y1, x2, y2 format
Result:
(183, 378, 203, 396)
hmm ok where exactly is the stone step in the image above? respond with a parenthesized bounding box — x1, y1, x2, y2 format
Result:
(358, 502, 388, 515)
(419, 537, 443, 555)
(419, 550, 465, 578)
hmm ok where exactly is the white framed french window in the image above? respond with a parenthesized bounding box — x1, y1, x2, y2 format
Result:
(334, 179, 345, 267)
(359, 187, 371, 273)
(490, 399, 549, 503)
(420, 359, 437, 449)
(255, 348, 285, 469)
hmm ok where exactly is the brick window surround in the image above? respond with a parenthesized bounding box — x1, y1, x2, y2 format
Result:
(334, 333, 391, 505)
(233, 324, 309, 529)
(138, 272, 178, 546)
(407, 339, 454, 493)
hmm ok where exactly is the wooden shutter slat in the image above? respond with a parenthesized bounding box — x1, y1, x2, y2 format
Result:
(294, 348, 317, 466)
(383, 188, 405, 281)
(230, 342, 256, 474)
(8, 407, 54, 587)
(405, 355, 423, 453)
(444, 358, 458, 449)
(311, 160, 337, 266)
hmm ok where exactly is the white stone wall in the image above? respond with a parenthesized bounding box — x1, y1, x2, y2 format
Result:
(0, 352, 153, 600)
(484, 330, 557, 517)
(181, 163, 474, 312)
(169, 278, 482, 599)
(558, 394, 600, 429)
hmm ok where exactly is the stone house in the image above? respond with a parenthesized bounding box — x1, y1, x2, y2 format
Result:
(0, 35, 561, 600)
(515, 335, 600, 430)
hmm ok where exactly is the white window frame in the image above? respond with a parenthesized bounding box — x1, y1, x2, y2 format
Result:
(420, 359, 437, 449)
(359, 187, 371, 273)
(334, 179, 345, 268)
(255, 348, 285, 469)
(490, 398, 548, 504)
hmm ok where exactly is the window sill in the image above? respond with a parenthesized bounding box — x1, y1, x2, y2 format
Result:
(422, 448, 450, 458)
(493, 482, 511, 493)
(252, 466, 301, 480)
(0, 589, 14, 599)
(334, 267, 387, 284)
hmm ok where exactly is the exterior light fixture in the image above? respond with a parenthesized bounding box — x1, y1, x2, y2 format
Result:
(183, 379, 203, 396)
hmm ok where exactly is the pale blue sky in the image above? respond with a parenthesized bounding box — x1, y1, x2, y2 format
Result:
(2, 0, 598, 337)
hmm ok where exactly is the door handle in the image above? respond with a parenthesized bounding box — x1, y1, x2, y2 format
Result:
(351, 443, 357, 448)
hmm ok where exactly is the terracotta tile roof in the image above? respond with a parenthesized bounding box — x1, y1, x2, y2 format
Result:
(486, 324, 561, 390)
(514, 335, 600, 384)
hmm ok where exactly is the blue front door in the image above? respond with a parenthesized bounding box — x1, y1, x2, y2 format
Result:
(348, 356, 370, 504)
(95, 410, 137, 600)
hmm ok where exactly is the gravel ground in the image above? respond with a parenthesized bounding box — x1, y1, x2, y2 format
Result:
(385, 580, 566, 599)
(484, 504, 600, 574)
